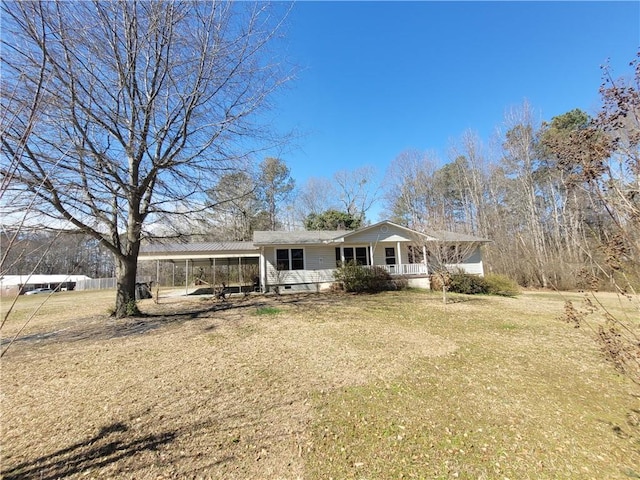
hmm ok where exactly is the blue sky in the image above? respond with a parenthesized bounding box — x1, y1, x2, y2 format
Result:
(266, 1, 638, 202)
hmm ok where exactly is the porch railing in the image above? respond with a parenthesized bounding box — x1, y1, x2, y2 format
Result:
(369, 263, 427, 276)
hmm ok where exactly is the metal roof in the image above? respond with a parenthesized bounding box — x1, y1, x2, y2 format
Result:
(140, 241, 258, 255)
(252, 230, 348, 245)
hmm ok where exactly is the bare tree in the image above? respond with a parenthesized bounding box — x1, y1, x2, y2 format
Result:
(295, 176, 336, 220)
(1, 1, 291, 317)
(382, 150, 437, 228)
(295, 168, 380, 226)
(499, 101, 552, 287)
(446, 130, 490, 237)
(333, 166, 380, 223)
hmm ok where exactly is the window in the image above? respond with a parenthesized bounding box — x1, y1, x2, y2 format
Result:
(385, 247, 396, 265)
(336, 247, 368, 266)
(291, 248, 304, 270)
(276, 249, 289, 270)
(344, 247, 355, 264)
(276, 248, 304, 271)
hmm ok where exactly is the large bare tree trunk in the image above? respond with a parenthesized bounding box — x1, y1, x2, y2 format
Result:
(115, 255, 139, 318)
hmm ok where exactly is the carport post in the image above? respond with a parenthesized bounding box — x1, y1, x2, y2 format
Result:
(185, 259, 189, 295)
(156, 260, 160, 286)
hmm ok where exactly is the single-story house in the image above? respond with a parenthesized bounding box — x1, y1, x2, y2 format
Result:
(139, 220, 489, 293)
(0, 274, 92, 296)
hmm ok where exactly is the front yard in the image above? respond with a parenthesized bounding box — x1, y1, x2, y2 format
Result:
(1, 289, 638, 479)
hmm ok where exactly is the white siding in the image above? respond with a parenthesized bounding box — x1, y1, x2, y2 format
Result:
(343, 224, 416, 244)
(263, 246, 337, 288)
(440, 247, 485, 276)
(304, 245, 336, 270)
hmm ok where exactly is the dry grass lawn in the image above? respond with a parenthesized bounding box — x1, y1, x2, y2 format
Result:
(1, 289, 639, 479)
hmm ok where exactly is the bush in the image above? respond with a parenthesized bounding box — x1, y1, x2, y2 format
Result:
(334, 262, 398, 293)
(484, 273, 520, 296)
(389, 276, 409, 291)
(429, 272, 448, 292)
(448, 273, 489, 294)
(334, 261, 371, 292)
(369, 266, 394, 292)
(431, 271, 520, 296)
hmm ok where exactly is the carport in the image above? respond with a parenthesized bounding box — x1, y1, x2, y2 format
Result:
(138, 241, 261, 294)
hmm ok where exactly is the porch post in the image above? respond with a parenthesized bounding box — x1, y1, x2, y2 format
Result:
(213, 258, 216, 287)
(422, 245, 428, 274)
(369, 243, 374, 266)
(397, 241, 403, 272)
(238, 257, 243, 286)
(156, 260, 160, 285)
(260, 248, 267, 293)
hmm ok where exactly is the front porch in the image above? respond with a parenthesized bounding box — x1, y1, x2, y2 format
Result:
(334, 242, 429, 277)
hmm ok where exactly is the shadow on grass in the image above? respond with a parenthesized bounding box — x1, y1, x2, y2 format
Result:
(0, 298, 263, 350)
(2, 290, 446, 350)
(3, 392, 305, 479)
(1, 422, 176, 480)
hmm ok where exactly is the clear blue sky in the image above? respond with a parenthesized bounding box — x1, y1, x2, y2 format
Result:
(266, 1, 638, 202)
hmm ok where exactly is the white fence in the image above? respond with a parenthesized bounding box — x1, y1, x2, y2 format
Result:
(75, 277, 117, 291)
(75, 277, 153, 291)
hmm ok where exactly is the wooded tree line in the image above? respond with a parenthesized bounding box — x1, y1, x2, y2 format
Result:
(383, 60, 639, 291)
(1, 231, 114, 278)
